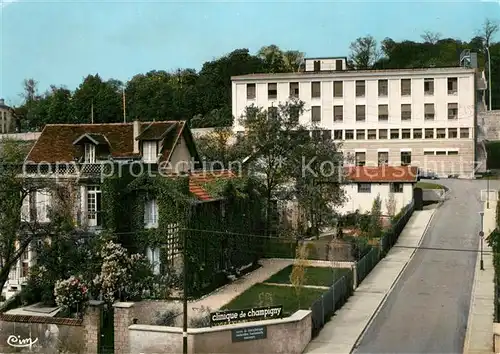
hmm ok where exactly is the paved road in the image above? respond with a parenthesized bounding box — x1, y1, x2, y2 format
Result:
(355, 179, 499, 354)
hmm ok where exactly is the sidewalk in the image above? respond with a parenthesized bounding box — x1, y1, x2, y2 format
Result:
(304, 208, 436, 354)
(463, 200, 496, 354)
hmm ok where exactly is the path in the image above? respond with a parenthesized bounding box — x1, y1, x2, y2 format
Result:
(355, 179, 498, 353)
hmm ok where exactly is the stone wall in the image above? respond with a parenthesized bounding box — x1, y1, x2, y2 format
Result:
(127, 310, 311, 354)
(0, 301, 102, 353)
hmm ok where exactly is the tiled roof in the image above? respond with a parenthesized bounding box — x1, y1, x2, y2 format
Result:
(0, 313, 82, 326)
(345, 166, 418, 183)
(25, 121, 187, 163)
(189, 170, 237, 201)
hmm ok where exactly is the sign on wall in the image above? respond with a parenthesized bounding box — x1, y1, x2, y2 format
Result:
(231, 325, 267, 342)
(210, 306, 283, 326)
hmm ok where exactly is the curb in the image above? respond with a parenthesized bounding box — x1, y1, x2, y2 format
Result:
(463, 239, 481, 354)
(351, 206, 439, 353)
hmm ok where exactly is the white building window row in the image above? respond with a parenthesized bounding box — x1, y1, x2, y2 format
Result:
(246, 77, 459, 101)
(311, 127, 470, 141)
(308, 102, 461, 123)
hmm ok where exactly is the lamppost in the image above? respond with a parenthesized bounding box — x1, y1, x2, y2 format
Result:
(487, 169, 491, 209)
(479, 211, 485, 271)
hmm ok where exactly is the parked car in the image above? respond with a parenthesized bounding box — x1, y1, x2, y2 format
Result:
(417, 169, 439, 180)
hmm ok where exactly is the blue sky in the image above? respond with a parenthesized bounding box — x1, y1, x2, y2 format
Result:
(1, 0, 499, 106)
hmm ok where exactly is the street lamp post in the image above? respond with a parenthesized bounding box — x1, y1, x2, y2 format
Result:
(487, 46, 492, 111)
(480, 211, 485, 271)
(487, 169, 491, 209)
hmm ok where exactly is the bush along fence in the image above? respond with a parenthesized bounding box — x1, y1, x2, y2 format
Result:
(310, 270, 354, 338)
(492, 192, 500, 322)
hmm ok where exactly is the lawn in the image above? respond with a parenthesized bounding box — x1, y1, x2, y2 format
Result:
(264, 265, 351, 287)
(416, 181, 444, 190)
(221, 283, 325, 315)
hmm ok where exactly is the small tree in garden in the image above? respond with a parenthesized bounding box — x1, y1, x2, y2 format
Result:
(258, 292, 274, 307)
(386, 193, 396, 218)
(54, 276, 89, 317)
(290, 242, 310, 309)
(369, 195, 383, 239)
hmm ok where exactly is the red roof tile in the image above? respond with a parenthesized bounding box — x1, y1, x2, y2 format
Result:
(25, 121, 187, 164)
(188, 170, 237, 201)
(345, 166, 418, 183)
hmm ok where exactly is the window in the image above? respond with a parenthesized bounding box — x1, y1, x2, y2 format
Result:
(84, 143, 95, 163)
(401, 104, 411, 121)
(334, 81, 343, 97)
(378, 104, 388, 121)
(36, 189, 51, 223)
(289, 82, 299, 98)
(401, 151, 411, 166)
(312, 130, 322, 140)
(448, 150, 459, 156)
(87, 186, 102, 227)
(314, 60, 321, 71)
(268, 83, 277, 99)
(268, 106, 278, 119)
(356, 129, 365, 140)
(424, 78, 434, 95)
(460, 128, 470, 138)
(448, 103, 458, 120)
(146, 247, 161, 275)
(311, 82, 321, 98)
(448, 128, 458, 138)
(334, 105, 343, 122)
(378, 152, 389, 166)
(425, 128, 434, 139)
(436, 128, 446, 139)
(357, 183, 371, 193)
(413, 129, 422, 139)
(379, 129, 388, 139)
(424, 103, 435, 120)
(21, 194, 30, 222)
(356, 105, 366, 121)
(334, 130, 343, 140)
(323, 130, 332, 141)
(436, 150, 447, 156)
(247, 83, 256, 99)
(401, 79, 411, 96)
(402, 129, 411, 139)
(335, 59, 343, 71)
(390, 129, 400, 139)
(144, 199, 158, 228)
(378, 80, 388, 96)
(356, 80, 366, 97)
(390, 183, 404, 193)
(355, 152, 366, 166)
(424, 150, 435, 155)
(367, 129, 376, 140)
(345, 130, 354, 140)
(311, 106, 321, 122)
(143, 141, 158, 163)
(448, 77, 458, 94)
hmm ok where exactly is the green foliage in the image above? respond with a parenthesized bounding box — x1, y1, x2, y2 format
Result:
(369, 195, 383, 239)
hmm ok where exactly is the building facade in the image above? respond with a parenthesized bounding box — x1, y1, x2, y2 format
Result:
(232, 57, 486, 178)
(0, 99, 15, 134)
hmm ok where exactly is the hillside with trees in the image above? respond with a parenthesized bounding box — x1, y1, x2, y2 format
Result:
(12, 19, 500, 131)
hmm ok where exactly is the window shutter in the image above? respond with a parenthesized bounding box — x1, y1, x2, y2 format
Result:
(153, 247, 160, 275)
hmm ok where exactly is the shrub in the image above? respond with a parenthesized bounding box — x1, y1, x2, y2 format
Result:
(54, 276, 89, 315)
(189, 306, 211, 328)
(154, 309, 178, 326)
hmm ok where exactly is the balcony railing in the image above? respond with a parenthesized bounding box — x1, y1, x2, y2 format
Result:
(22, 163, 114, 177)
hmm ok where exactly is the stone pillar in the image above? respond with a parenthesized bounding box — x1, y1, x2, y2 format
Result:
(83, 300, 104, 354)
(113, 302, 136, 354)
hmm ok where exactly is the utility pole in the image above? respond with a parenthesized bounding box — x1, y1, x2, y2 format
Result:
(487, 46, 492, 111)
(487, 169, 491, 209)
(91, 100, 94, 124)
(122, 87, 126, 123)
(479, 211, 485, 270)
(182, 216, 188, 354)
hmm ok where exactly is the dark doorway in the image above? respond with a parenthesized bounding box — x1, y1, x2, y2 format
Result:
(99, 306, 114, 354)
(414, 187, 423, 210)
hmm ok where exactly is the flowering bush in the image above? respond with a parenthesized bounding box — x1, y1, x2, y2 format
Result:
(54, 276, 89, 314)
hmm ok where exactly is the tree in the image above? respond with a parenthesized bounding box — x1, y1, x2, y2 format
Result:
(421, 31, 442, 44)
(289, 242, 310, 309)
(195, 127, 249, 167)
(369, 195, 383, 239)
(349, 36, 381, 69)
(385, 192, 396, 218)
(0, 140, 75, 294)
(479, 18, 499, 48)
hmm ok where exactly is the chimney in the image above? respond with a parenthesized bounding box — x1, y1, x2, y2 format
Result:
(0, 99, 4, 106)
(133, 120, 140, 153)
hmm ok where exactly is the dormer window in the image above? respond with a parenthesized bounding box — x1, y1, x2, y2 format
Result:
(143, 141, 158, 163)
(84, 144, 95, 163)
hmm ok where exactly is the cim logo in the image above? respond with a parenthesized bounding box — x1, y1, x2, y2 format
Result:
(7, 335, 38, 349)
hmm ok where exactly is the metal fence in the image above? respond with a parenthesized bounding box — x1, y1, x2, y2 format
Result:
(355, 247, 379, 286)
(379, 200, 415, 257)
(310, 270, 354, 338)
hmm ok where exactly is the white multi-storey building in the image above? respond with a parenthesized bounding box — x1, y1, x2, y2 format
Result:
(232, 56, 487, 177)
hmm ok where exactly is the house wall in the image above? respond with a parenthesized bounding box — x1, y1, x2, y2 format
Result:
(337, 182, 414, 215)
(168, 136, 192, 173)
(0, 106, 14, 134)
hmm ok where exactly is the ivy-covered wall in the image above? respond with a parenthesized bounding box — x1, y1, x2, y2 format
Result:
(101, 169, 266, 297)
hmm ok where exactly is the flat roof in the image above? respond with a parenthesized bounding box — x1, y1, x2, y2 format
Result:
(231, 66, 476, 81)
